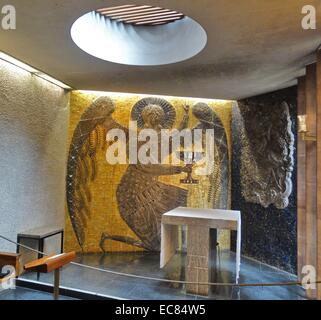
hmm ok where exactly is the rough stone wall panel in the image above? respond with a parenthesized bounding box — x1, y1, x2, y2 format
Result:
(232, 87, 297, 273)
(0, 60, 70, 257)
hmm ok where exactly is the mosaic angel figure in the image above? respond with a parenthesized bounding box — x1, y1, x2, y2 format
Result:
(66, 96, 190, 252)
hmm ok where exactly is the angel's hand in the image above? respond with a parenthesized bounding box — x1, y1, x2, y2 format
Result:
(181, 165, 192, 173)
(172, 165, 192, 174)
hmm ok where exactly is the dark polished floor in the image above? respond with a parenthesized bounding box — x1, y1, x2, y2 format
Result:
(20, 250, 306, 300)
(0, 286, 75, 300)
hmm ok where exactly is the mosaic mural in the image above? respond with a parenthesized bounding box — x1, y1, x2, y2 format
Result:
(65, 92, 233, 253)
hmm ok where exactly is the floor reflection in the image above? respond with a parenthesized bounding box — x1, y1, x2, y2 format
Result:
(0, 287, 75, 300)
(20, 250, 306, 300)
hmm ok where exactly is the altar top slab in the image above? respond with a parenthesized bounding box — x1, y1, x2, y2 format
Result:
(162, 207, 240, 230)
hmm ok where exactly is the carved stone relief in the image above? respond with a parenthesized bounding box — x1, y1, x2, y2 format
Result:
(238, 100, 294, 209)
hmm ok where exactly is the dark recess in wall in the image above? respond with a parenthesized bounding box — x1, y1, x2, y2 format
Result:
(231, 86, 297, 274)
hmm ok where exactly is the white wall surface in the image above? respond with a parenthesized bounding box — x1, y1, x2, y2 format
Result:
(0, 60, 69, 258)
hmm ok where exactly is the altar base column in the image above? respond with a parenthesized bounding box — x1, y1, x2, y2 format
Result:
(186, 226, 210, 296)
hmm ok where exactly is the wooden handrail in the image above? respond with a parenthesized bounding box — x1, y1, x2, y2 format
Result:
(24, 252, 76, 273)
(24, 252, 76, 299)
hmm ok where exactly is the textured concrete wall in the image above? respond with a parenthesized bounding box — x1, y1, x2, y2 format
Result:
(0, 60, 70, 256)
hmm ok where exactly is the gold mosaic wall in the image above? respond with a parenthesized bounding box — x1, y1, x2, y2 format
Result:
(64, 91, 233, 253)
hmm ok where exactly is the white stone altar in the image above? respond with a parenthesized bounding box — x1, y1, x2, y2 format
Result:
(160, 207, 241, 296)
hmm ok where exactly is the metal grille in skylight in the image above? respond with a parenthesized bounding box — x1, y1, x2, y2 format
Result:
(96, 4, 185, 26)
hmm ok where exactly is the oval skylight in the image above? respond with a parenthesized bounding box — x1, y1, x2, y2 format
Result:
(70, 4, 207, 66)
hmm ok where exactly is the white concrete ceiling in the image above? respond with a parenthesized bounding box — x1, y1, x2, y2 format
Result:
(0, 0, 321, 99)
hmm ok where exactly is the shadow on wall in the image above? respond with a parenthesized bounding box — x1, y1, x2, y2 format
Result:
(232, 87, 297, 274)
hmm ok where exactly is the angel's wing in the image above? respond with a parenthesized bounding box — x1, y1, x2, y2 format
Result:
(208, 110, 229, 209)
(66, 96, 117, 248)
(192, 103, 229, 209)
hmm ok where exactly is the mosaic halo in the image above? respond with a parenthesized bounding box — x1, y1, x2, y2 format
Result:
(131, 97, 176, 128)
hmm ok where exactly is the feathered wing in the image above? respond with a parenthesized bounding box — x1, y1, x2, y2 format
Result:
(66, 97, 116, 248)
(208, 111, 229, 209)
